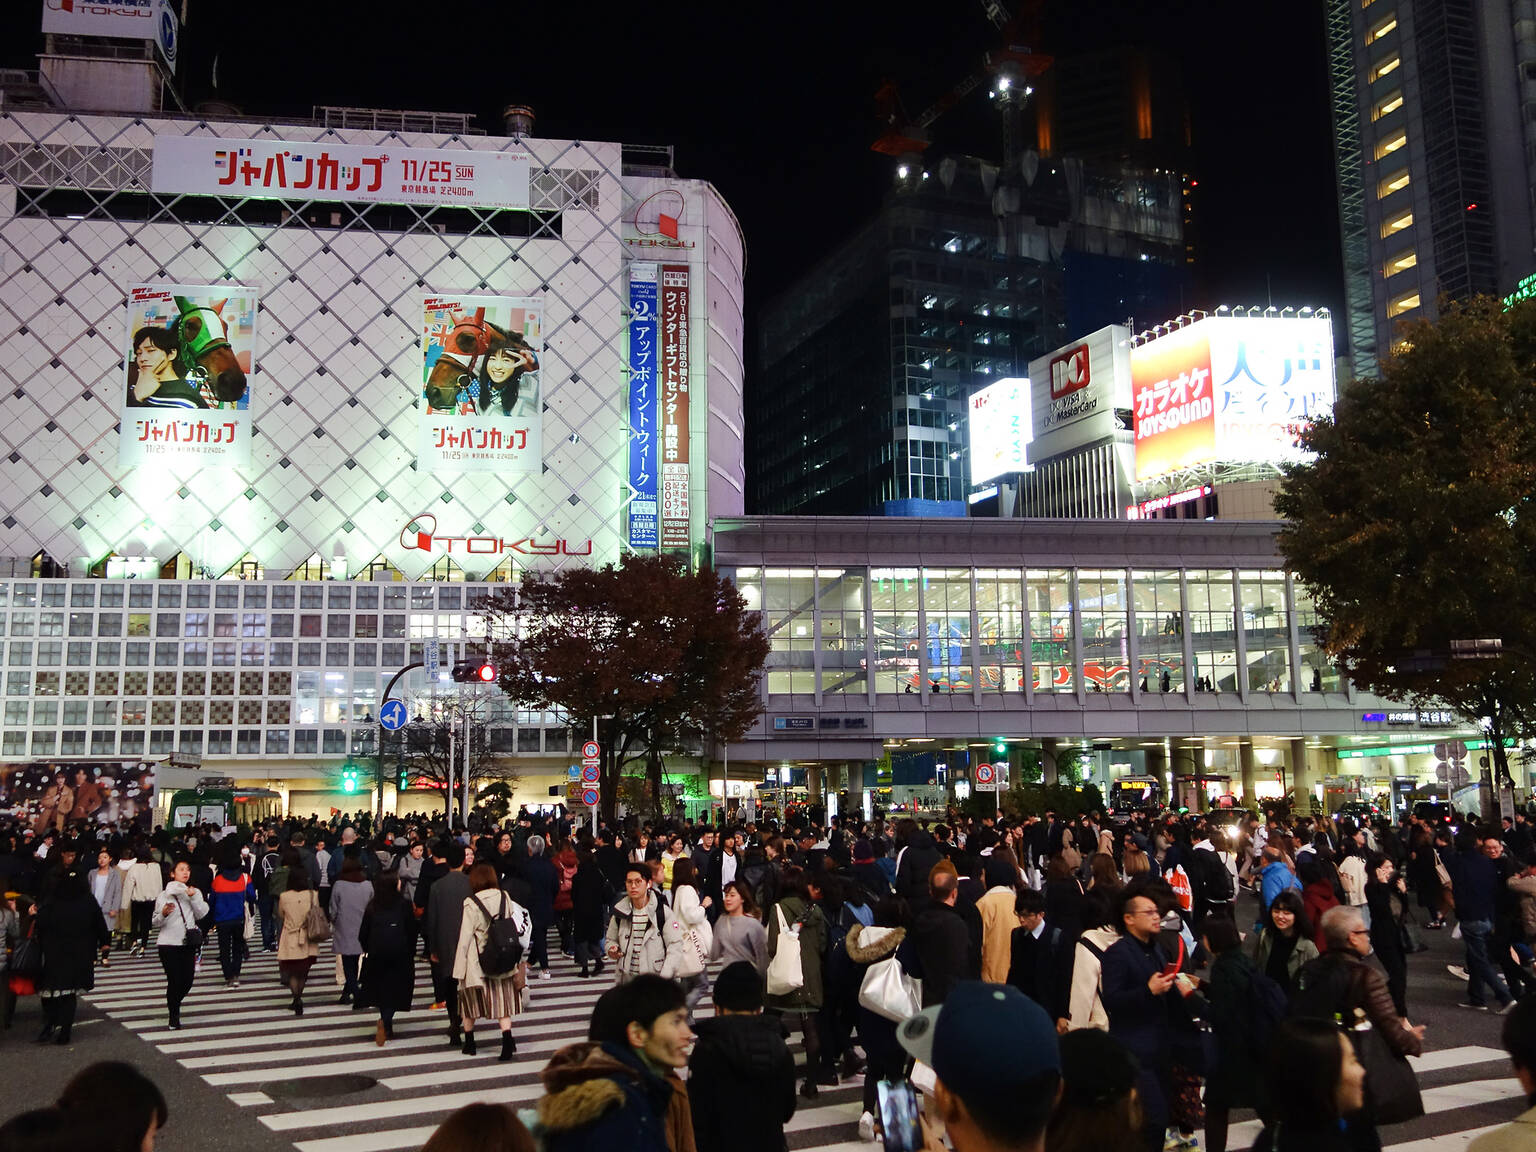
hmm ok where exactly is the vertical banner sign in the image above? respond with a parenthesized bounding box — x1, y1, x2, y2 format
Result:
(660, 266, 691, 549)
(121, 283, 257, 469)
(627, 264, 659, 547)
(419, 295, 543, 474)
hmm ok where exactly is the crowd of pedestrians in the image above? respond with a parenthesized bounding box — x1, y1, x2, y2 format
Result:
(1, 797, 1535, 1152)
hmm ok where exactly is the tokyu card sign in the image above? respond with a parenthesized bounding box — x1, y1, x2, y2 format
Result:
(152, 136, 531, 211)
(1132, 315, 1335, 481)
(42, 0, 154, 37)
(1028, 324, 1132, 462)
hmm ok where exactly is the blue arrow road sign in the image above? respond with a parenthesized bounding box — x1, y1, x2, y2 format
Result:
(379, 699, 408, 731)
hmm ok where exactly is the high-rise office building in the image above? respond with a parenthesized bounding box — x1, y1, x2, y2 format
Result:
(1327, 0, 1536, 378)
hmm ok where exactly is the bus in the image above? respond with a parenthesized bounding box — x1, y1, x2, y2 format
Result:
(1108, 775, 1163, 817)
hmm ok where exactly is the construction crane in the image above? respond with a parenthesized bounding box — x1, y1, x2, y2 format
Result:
(872, 0, 1052, 169)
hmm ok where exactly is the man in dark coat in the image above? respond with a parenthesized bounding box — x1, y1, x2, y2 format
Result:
(595, 828, 628, 895)
(34, 872, 110, 1043)
(521, 834, 559, 977)
(910, 866, 977, 1006)
(1101, 886, 1181, 1152)
(424, 842, 472, 1044)
(689, 962, 795, 1152)
(894, 822, 942, 911)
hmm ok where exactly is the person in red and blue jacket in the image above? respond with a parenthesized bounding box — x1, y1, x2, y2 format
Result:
(209, 838, 257, 988)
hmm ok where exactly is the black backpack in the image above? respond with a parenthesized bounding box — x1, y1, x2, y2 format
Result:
(471, 893, 526, 975)
(1200, 850, 1235, 903)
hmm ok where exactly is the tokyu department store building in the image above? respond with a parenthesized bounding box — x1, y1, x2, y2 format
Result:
(0, 94, 1511, 822)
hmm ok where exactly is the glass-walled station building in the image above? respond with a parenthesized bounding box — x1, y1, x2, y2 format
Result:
(717, 516, 1514, 815)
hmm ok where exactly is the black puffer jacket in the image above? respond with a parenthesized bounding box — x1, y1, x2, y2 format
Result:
(895, 831, 942, 908)
(688, 1014, 796, 1152)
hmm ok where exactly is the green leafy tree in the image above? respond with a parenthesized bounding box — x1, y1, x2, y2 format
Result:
(485, 554, 768, 823)
(1276, 296, 1536, 799)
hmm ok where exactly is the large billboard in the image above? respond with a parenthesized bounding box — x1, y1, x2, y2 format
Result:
(41, 0, 156, 37)
(1028, 324, 1132, 462)
(0, 761, 155, 833)
(152, 136, 531, 211)
(121, 283, 257, 469)
(1132, 315, 1335, 481)
(627, 264, 660, 548)
(419, 295, 543, 475)
(968, 377, 1031, 485)
(660, 266, 691, 549)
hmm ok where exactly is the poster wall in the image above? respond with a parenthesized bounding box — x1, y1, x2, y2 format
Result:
(627, 264, 660, 547)
(0, 762, 156, 833)
(121, 283, 257, 469)
(419, 295, 543, 474)
(660, 266, 691, 549)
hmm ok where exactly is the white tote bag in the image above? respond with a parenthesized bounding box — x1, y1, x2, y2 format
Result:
(765, 905, 804, 996)
(858, 956, 923, 1022)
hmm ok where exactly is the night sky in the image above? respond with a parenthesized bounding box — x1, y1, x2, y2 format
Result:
(4, 0, 1342, 329)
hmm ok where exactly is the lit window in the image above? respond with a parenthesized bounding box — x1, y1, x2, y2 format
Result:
(1377, 167, 1410, 197)
(1375, 130, 1407, 158)
(1381, 208, 1413, 237)
(1383, 248, 1417, 276)
(1372, 90, 1403, 120)
(1370, 53, 1401, 81)
(1387, 290, 1420, 317)
(1365, 13, 1397, 43)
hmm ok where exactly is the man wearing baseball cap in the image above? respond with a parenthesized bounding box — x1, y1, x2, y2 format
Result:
(896, 981, 1061, 1152)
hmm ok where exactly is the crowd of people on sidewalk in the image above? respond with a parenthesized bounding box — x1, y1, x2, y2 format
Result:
(2, 797, 1536, 1152)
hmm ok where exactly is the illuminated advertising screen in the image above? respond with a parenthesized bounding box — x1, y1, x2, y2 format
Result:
(660, 266, 690, 549)
(419, 295, 543, 475)
(1132, 315, 1335, 481)
(120, 283, 256, 469)
(1028, 324, 1132, 462)
(968, 377, 1031, 485)
(0, 761, 155, 833)
(152, 136, 531, 211)
(627, 263, 659, 547)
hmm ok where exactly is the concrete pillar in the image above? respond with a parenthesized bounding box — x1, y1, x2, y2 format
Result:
(1289, 738, 1313, 812)
(1041, 738, 1060, 786)
(807, 764, 823, 814)
(1239, 741, 1257, 804)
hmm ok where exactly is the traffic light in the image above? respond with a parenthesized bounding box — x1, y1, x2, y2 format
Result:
(341, 763, 359, 794)
(450, 659, 497, 684)
(993, 737, 1008, 756)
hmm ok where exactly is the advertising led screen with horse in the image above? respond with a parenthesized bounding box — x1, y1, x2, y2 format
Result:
(120, 282, 257, 469)
(419, 294, 542, 474)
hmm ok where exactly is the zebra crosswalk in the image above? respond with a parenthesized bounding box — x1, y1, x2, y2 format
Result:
(80, 936, 1526, 1152)
(82, 933, 870, 1152)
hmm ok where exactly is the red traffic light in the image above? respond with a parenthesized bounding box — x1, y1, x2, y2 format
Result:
(449, 660, 498, 684)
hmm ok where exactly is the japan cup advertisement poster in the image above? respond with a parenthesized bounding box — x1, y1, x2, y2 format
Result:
(419, 295, 543, 474)
(120, 283, 257, 469)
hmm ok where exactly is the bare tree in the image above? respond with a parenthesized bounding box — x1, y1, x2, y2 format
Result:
(387, 694, 521, 819)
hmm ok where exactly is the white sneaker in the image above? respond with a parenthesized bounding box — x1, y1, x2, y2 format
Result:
(1447, 964, 1470, 981)
(858, 1111, 876, 1143)
(538, 969, 552, 980)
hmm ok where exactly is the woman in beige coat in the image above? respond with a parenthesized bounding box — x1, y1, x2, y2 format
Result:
(452, 863, 531, 1061)
(276, 868, 320, 1015)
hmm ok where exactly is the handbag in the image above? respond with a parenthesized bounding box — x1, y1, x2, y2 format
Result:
(178, 898, 202, 951)
(9, 926, 42, 979)
(304, 892, 333, 943)
(766, 905, 805, 996)
(858, 955, 923, 1021)
(242, 905, 255, 942)
(1347, 969, 1424, 1125)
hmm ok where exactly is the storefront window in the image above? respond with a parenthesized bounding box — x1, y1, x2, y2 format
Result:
(1186, 569, 1238, 693)
(975, 569, 1024, 692)
(1133, 569, 1184, 693)
(1240, 570, 1292, 691)
(763, 568, 816, 695)
(1078, 570, 1129, 692)
(921, 569, 972, 693)
(819, 569, 867, 696)
(1027, 569, 1074, 692)
(1292, 583, 1343, 691)
(871, 569, 921, 693)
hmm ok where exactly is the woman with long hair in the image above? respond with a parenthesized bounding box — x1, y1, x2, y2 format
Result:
(1243, 888, 1318, 996)
(421, 1102, 534, 1152)
(709, 879, 768, 972)
(358, 870, 416, 1045)
(453, 862, 531, 1060)
(569, 842, 609, 979)
(765, 864, 830, 1099)
(1251, 1018, 1369, 1152)
(34, 870, 110, 1043)
(276, 867, 318, 1015)
(86, 847, 122, 966)
(662, 857, 712, 1019)
(1364, 851, 1410, 1017)
(1201, 916, 1269, 1152)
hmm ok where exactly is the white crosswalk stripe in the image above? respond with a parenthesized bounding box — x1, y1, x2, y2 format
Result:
(82, 934, 1524, 1152)
(84, 929, 871, 1152)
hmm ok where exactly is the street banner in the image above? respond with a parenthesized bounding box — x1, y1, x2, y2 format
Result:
(660, 265, 690, 549)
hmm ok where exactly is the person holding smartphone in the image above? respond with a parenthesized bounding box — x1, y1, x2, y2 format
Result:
(150, 857, 208, 1030)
